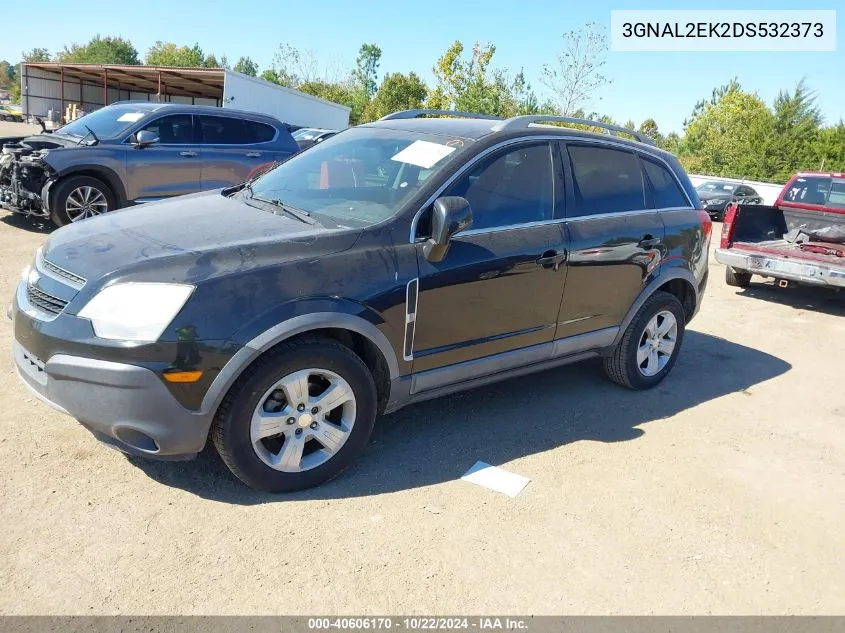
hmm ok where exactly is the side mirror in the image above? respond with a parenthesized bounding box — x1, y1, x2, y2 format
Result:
(423, 196, 473, 263)
(133, 130, 159, 148)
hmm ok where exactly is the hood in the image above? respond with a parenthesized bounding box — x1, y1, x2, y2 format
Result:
(42, 189, 360, 283)
(697, 190, 735, 201)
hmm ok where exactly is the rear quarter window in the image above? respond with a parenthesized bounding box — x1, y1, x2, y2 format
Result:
(642, 157, 689, 209)
(245, 121, 277, 143)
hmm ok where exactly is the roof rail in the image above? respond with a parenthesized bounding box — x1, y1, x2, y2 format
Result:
(379, 109, 502, 121)
(492, 115, 655, 146)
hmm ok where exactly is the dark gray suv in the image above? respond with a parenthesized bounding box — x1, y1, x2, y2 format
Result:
(0, 102, 299, 226)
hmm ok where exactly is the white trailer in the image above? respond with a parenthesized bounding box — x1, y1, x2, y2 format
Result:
(222, 70, 350, 130)
(19, 63, 351, 130)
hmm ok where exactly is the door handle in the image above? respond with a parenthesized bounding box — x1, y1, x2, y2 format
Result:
(537, 249, 568, 271)
(638, 235, 661, 248)
(245, 152, 262, 158)
(179, 151, 198, 157)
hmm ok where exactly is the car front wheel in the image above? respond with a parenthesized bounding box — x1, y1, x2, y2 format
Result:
(50, 175, 115, 227)
(212, 337, 378, 492)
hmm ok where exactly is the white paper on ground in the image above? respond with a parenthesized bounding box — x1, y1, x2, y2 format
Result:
(391, 140, 455, 169)
(461, 461, 530, 497)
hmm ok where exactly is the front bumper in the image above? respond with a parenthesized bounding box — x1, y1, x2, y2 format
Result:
(13, 341, 211, 459)
(715, 248, 845, 288)
(10, 280, 219, 459)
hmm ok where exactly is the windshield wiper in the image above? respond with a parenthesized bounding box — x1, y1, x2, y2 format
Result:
(78, 125, 100, 146)
(251, 196, 317, 225)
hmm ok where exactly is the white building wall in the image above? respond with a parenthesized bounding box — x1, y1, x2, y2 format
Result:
(689, 174, 785, 206)
(223, 69, 351, 130)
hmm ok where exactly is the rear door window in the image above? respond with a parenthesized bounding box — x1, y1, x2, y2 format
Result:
(198, 116, 248, 145)
(566, 144, 646, 216)
(641, 157, 689, 209)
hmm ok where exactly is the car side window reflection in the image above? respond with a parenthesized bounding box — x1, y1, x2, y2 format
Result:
(445, 143, 554, 231)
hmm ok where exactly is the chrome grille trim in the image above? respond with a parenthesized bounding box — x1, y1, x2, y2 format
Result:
(36, 250, 86, 289)
(25, 284, 68, 316)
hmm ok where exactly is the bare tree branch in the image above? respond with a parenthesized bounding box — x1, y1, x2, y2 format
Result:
(541, 22, 611, 116)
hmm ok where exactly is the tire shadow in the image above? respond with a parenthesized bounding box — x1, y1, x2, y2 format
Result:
(129, 331, 791, 503)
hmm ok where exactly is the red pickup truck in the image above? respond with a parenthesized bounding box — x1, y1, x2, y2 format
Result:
(714, 172, 845, 290)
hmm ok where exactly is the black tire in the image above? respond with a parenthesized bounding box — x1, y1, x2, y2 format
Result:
(212, 337, 378, 492)
(725, 267, 752, 288)
(603, 291, 686, 390)
(49, 175, 116, 227)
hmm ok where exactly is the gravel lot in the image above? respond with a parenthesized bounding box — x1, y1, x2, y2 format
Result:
(1, 119, 844, 614)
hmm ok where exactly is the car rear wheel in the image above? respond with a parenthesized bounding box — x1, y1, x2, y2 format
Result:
(50, 175, 115, 227)
(212, 337, 378, 492)
(725, 267, 752, 288)
(603, 291, 686, 390)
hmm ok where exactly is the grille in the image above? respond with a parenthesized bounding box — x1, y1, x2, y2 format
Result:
(40, 257, 86, 287)
(26, 284, 68, 316)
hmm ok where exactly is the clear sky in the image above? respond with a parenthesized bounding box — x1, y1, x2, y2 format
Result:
(2, 0, 842, 133)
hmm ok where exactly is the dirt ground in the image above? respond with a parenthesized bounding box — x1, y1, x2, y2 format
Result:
(0, 121, 843, 614)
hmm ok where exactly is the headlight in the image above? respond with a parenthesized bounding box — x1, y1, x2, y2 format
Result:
(77, 283, 194, 342)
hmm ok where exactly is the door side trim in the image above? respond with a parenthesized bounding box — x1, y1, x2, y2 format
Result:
(403, 278, 419, 361)
(410, 326, 618, 395)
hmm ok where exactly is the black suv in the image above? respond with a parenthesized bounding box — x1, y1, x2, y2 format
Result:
(10, 110, 710, 492)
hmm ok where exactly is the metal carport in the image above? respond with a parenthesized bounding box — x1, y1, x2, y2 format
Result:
(20, 63, 227, 121)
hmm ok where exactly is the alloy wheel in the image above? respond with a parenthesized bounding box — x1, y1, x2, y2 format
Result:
(250, 368, 357, 472)
(636, 310, 678, 377)
(66, 186, 109, 222)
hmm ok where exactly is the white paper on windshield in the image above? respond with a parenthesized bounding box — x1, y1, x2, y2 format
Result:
(117, 112, 145, 123)
(391, 140, 455, 169)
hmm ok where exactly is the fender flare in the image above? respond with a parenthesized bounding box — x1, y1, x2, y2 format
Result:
(54, 165, 128, 208)
(198, 312, 400, 417)
(612, 267, 700, 347)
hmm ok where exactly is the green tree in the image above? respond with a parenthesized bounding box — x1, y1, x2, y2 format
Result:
(145, 42, 206, 67)
(233, 56, 258, 77)
(352, 44, 382, 98)
(10, 48, 52, 103)
(766, 79, 823, 180)
(22, 48, 51, 63)
(814, 122, 845, 171)
(638, 118, 664, 145)
(204, 54, 220, 69)
(679, 83, 774, 180)
(262, 43, 303, 88)
(362, 71, 428, 121)
(57, 35, 139, 65)
(0, 61, 13, 88)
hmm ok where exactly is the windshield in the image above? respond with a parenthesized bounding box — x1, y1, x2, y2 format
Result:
(249, 127, 473, 227)
(56, 104, 150, 139)
(696, 181, 736, 194)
